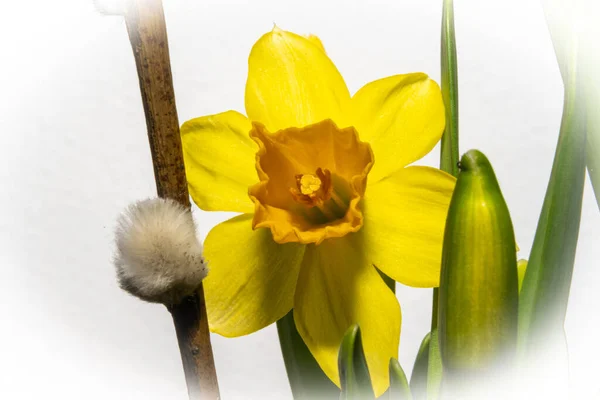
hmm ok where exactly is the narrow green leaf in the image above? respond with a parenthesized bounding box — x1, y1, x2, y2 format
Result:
(426, 329, 442, 400)
(518, 23, 587, 353)
(409, 332, 431, 400)
(440, 0, 459, 177)
(389, 358, 413, 399)
(587, 95, 600, 209)
(438, 150, 518, 377)
(430, 0, 461, 375)
(583, 23, 600, 211)
(543, 0, 599, 211)
(577, 2, 600, 210)
(277, 311, 339, 399)
(338, 324, 374, 400)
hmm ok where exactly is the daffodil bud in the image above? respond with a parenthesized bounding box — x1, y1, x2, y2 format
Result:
(438, 150, 518, 379)
(114, 198, 208, 306)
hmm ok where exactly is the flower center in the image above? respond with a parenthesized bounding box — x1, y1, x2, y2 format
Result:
(290, 168, 331, 206)
(290, 167, 349, 225)
(248, 120, 374, 245)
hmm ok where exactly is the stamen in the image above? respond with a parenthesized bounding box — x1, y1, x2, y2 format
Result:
(290, 168, 332, 206)
(298, 174, 322, 195)
(290, 168, 350, 224)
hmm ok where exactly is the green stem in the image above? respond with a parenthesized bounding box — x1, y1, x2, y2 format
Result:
(430, 289, 439, 331)
(277, 311, 339, 399)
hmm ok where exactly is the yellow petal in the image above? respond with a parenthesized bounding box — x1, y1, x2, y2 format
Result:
(351, 74, 445, 182)
(203, 214, 305, 336)
(245, 28, 351, 131)
(293, 235, 401, 397)
(305, 34, 326, 53)
(181, 111, 256, 213)
(363, 166, 455, 287)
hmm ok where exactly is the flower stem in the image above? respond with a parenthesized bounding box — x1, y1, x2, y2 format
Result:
(119, 0, 220, 397)
(430, 288, 439, 331)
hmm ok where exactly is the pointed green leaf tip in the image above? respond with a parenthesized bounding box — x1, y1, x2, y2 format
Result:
(389, 359, 412, 399)
(409, 332, 430, 400)
(426, 329, 442, 400)
(438, 150, 519, 377)
(339, 324, 374, 400)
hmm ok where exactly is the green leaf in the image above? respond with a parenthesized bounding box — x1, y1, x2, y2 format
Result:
(517, 18, 587, 354)
(430, 0, 461, 375)
(338, 324, 375, 400)
(409, 332, 431, 400)
(543, 0, 599, 211)
(438, 150, 519, 375)
(389, 358, 412, 399)
(277, 311, 339, 399)
(582, 14, 600, 210)
(440, 0, 459, 177)
(377, 266, 396, 294)
(587, 92, 600, 210)
(426, 329, 442, 400)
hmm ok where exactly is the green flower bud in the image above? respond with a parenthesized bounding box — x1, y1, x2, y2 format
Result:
(438, 150, 519, 377)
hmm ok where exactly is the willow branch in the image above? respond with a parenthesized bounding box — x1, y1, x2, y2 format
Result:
(121, 0, 220, 398)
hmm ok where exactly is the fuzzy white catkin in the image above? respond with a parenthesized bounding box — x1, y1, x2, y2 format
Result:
(114, 198, 208, 305)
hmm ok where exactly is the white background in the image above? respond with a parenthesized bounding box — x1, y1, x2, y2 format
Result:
(1, 0, 599, 399)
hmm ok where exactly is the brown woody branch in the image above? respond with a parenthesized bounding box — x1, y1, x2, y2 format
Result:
(121, 0, 220, 398)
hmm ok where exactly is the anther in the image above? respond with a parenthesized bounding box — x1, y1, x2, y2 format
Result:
(299, 174, 322, 195)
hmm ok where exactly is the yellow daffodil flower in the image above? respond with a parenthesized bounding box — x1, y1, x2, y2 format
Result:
(181, 28, 455, 397)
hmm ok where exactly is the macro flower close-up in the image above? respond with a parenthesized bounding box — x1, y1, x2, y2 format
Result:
(181, 27, 455, 395)
(5, 0, 600, 398)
